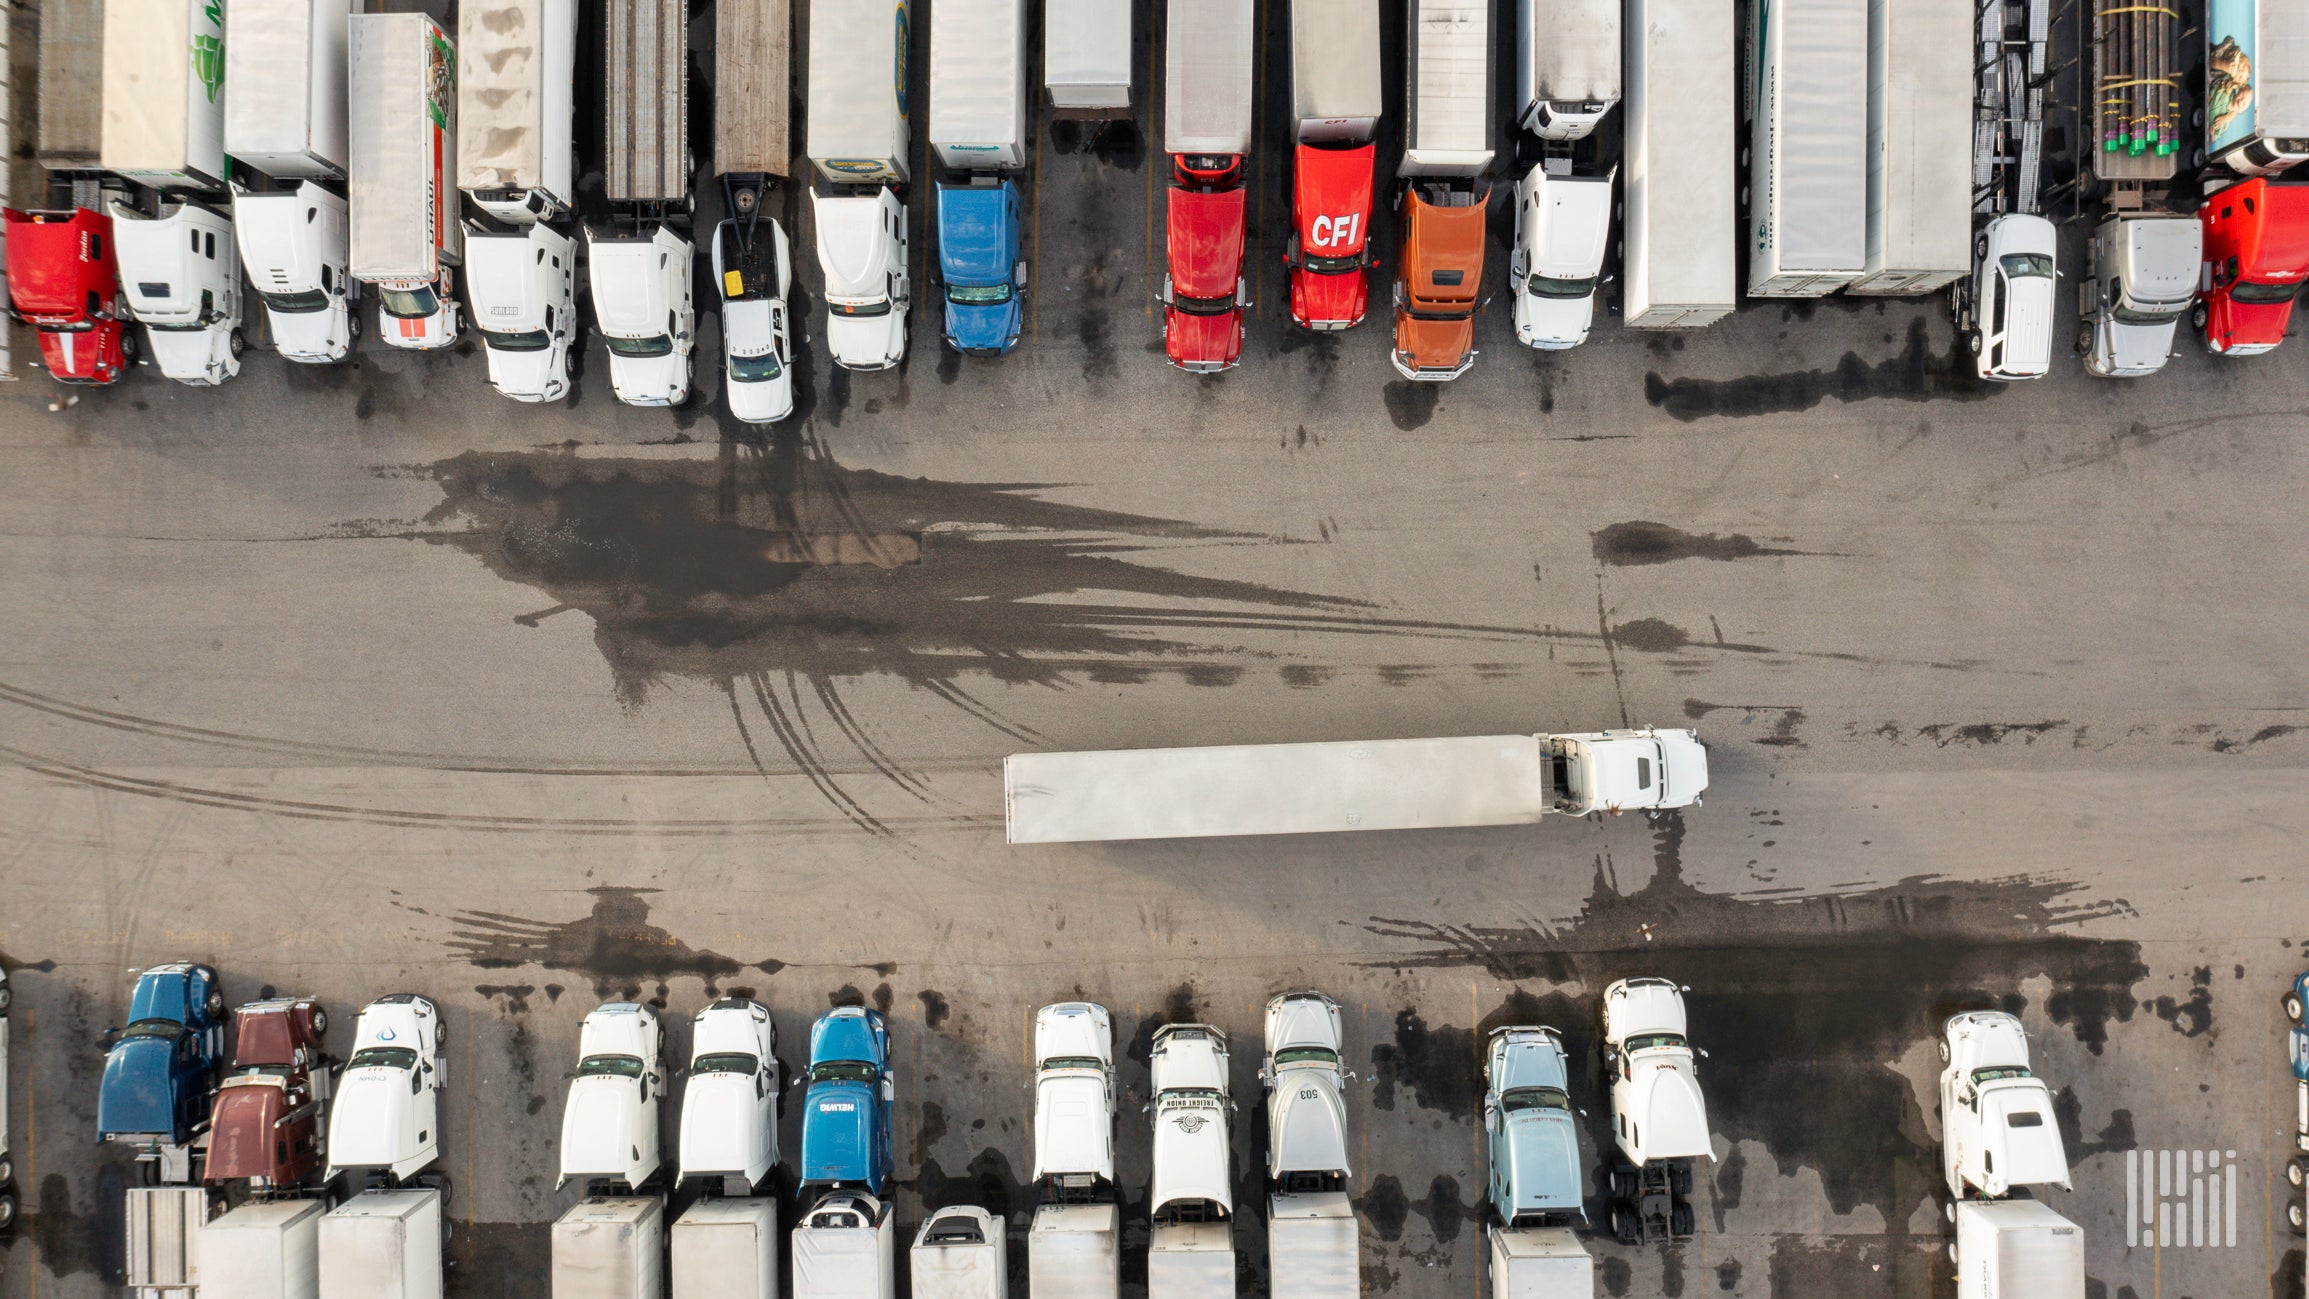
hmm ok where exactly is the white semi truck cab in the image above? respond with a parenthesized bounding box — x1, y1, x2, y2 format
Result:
(110, 199, 245, 386)
(813, 188, 911, 370)
(1263, 993, 1358, 1299)
(1509, 165, 1614, 350)
(1939, 1011, 2071, 1199)
(1602, 978, 1709, 1245)
(587, 224, 697, 407)
(678, 997, 780, 1194)
(467, 223, 577, 403)
(234, 184, 359, 364)
(1147, 1024, 1234, 1299)
(557, 1002, 664, 1192)
(2079, 212, 2201, 378)
(1030, 1002, 1120, 1299)
(325, 994, 443, 1184)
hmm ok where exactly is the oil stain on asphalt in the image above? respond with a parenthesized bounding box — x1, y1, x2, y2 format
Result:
(1643, 319, 1991, 422)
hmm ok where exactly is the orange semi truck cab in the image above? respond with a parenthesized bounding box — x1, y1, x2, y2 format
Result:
(2197, 178, 2309, 355)
(1392, 181, 1490, 381)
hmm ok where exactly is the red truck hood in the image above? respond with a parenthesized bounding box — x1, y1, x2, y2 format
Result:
(35, 325, 126, 384)
(5, 208, 116, 319)
(206, 1079, 294, 1182)
(1168, 186, 1247, 299)
(1292, 144, 1375, 328)
(1165, 304, 1243, 369)
(2206, 290, 2297, 351)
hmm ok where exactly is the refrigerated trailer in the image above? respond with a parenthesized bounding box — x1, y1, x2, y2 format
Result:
(223, 0, 350, 178)
(1850, 0, 1970, 294)
(1046, 0, 1132, 117)
(1401, 0, 1494, 176)
(808, 0, 913, 184)
(1165, 0, 1256, 157)
(1622, 0, 1736, 325)
(1745, 0, 1868, 295)
(932, 0, 1028, 169)
(101, 0, 228, 189)
(1292, 0, 1383, 144)
(39, 0, 104, 170)
(458, 0, 578, 223)
(1515, 0, 1619, 141)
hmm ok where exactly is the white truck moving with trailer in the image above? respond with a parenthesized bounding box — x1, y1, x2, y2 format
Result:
(1514, 0, 1619, 140)
(1849, 0, 1969, 294)
(349, 14, 462, 349)
(110, 198, 245, 385)
(203, 1197, 330, 1299)
(1146, 1025, 1234, 1299)
(1401, 0, 1495, 176)
(553, 1196, 667, 1299)
(792, 1191, 897, 1299)
(1045, 0, 1132, 117)
(458, 0, 577, 224)
(1030, 1002, 1120, 1299)
(1623, 0, 1736, 326)
(320, 1188, 445, 1299)
(1602, 979, 1710, 1245)
(1005, 727, 1708, 844)
(594, 0, 696, 406)
(1938, 1012, 2071, 1199)
(671, 1198, 778, 1299)
(911, 1206, 1006, 1299)
(1264, 994, 1358, 1299)
(100, 0, 228, 190)
(126, 1186, 215, 1299)
(1744, 0, 1868, 296)
(1951, 1200, 2085, 1299)
(931, 0, 1027, 170)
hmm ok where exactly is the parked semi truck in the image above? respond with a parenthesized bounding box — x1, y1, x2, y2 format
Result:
(458, 0, 576, 224)
(4, 206, 135, 385)
(810, 0, 914, 369)
(1392, 180, 1488, 378)
(109, 198, 245, 385)
(206, 997, 333, 1191)
(1848, 0, 1968, 295)
(671, 1197, 778, 1299)
(1482, 1025, 1593, 1299)
(225, 0, 359, 363)
(1402, 0, 1495, 175)
(1509, 165, 1613, 349)
(349, 13, 462, 349)
(1147, 1025, 1234, 1299)
(1602, 979, 1709, 1244)
(1160, 0, 1255, 372)
(2195, 177, 2309, 354)
(1046, 0, 1132, 117)
(1029, 1002, 1120, 1299)
(1286, 0, 1381, 330)
(1622, 0, 1736, 326)
(319, 1188, 446, 1299)
(1264, 994, 1358, 1299)
(559, 1003, 665, 1192)
(98, 964, 227, 1175)
(2206, 0, 2309, 176)
(2075, 0, 2197, 375)
(593, 0, 697, 404)
(1744, 0, 1867, 296)
(678, 998, 779, 1193)
(1936, 1014, 2083, 1299)
(553, 1196, 667, 1299)
(912, 1207, 1006, 1299)
(325, 994, 443, 1184)
(793, 1192, 897, 1299)
(1514, 0, 1618, 140)
(714, 0, 796, 416)
(1006, 727, 1708, 844)
(931, 0, 1029, 355)
(101, 0, 228, 190)
(801, 1007, 895, 1195)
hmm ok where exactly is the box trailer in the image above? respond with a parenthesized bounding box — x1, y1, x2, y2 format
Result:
(203, 1199, 329, 1299)
(1951, 1200, 2084, 1299)
(1046, 0, 1131, 116)
(608, 0, 691, 203)
(101, 0, 228, 188)
(1850, 0, 1969, 293)
(1623, 0, 1735, 326)
(1745, 0, 1867, 295)
(125, 1187, 215, 1299)
(716, 0, 792, 179)
(672, 1198, 779, 1299)
(1165, 0, 1256, 157)
(932, 0, 1028, 169)
(319, 1189, 445, 1299)
(554, 1196, 667, 1299)
(807, 0, 913, 183)
(224, 0, 351, 179)
(1027, 1204, 1118, 1299)
(2208, 0, 2309, 175)
(348, 13, 462, 345)
(1514, 0, 1619, 140)
(1485, 1226, 1592, 1299)
(1400, 0, 1494, 176)
(1291, 0, 1383, 143)
(1270, 1192, 1358, 1299)
(458, 0, 578, 222)
(39, 0, 104, 169)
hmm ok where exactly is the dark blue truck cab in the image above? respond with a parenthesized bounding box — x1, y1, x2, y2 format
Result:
(98, 963, 226, 1147)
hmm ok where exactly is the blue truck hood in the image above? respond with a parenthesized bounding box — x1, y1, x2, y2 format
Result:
(938, 189, 1013, 283)
(810, 1013, 883, 1067)
(1502, 1111, 1584, 1217)
(99, 1034, 183, 1138)
(801, 1079, 879, 1183)
(129, 970, 191, 1023)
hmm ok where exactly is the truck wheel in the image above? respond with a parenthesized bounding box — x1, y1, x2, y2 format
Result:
(1610, 1203, 1639, 1246)
(2284, 991, 2303, 1024)
(206, 989, 224, 1019)
(2288, 1158, 2305, 1187)
(2193, 303, 2209, 331)
(310, 1007, 328, 1036)
(2289, 1199, 2305, 1232)
(121, 330, 140, 362)
(1610, 1166, 1638, 1201)
(1948, 1242, 1959, 1264)
(0, 1191, 15, 1230)
(1671, 1163, 1694, 1198)
(1670, 1202, 1695, 1238)
(0, 1154, 13, 1186)
(2074, 330, 2091, 356)
(228, 330, 246, 358)
(0, 983, 11, 1012)
(1938, 1037, 1949, 1064)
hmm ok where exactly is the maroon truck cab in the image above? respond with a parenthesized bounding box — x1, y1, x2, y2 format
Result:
(1161, 154, 1249, 373)
(2197, 179, 2309, 356)
(3, 207, 131, 385)
(205, 998, 331, 1190)
(1286, 142, 1377, 330)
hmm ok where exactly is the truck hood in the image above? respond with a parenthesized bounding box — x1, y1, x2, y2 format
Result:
(1168, 187, 1247, 298)
(1151, 1097, 1232, 1215)
(486, 341, 567, 402)
(1502, 1110, 1584, 1215)
(944, 296, 1022, 354)
(1293, 144, 1375, 257)
(937, 187, 1014, 284)
(1395, 312, 1475, 372)
(828, 311, 907, 368)
(815, 199, 899, 299)
(1265, 997, 1341, 1055)
(36, 326, 124, 382)
(2209, 292, 2296, 351)
(1164, 305, 1243, 370)
(206, 1079, 292, 1180)
(1980, 1081, 2071, 1187)
(328, 1067, 419, 1166)
(1526, 177, 1612, 278)
(143, 325, 236, 386)
(1626, 1057, 1712, 1161)
(2120, 218, 2202, 300)
(606, 351, 688, 406)
(801, 1080, 879, 1183)
(5, 209, 113, 317)
(1267, 1071, 1349, 1176)
(587, 239, 680, 335)
(98, 1036, 181, 1136)
(1034, 1073, 1114, 1180)
(1034, 1004, 1111, 1066)
(679, 1071, 769, 1176)
(467, 238, 554, 332)
(1292, 261, 1367, 328)
(559, 1075, 646, 1177)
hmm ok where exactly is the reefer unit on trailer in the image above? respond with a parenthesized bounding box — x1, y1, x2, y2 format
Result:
(1850, 0, 1969, 294)
(1514, 0, 1620, 140)
(318, 1189, 445, 1299)
(1045, 0, 1132, 115)
(224, 0, 351, 178)
(553, 1197, 667, 1299)
(1291, 0, 1383, 143)
(716, 0, 792, 179)
(1166, 0, 1256, 157)
(607, 0, 691, 203)
(932, 0, 1028, 169)
(1623, 0, 1736, 325)
(1745, 0, 1868, 295)
(458, 0, 578, 222)
(101, 0, 228, 188)
(808, 0, 913, 184)
(2208, 0, 2309, 175)
(1401, 0, 1495, 175)
(40, 0, 104, 169)
(671, 1198, 778, 1299)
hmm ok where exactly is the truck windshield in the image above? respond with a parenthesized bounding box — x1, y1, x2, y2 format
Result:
(347, 1047, 418, 1071)
(947, 283, 1014, 305)
(604, 334, 673, 357)
(1303, 251, 1363, 275)
(691, 1052, 759, 1075)
(830, 299, 892, 318)
(730, 351, 783, 381)
(2231, 278, 2301, 304)
(480, 327, 552, 352)
(1971, 1065, 2033, 1083)
(1172, 291, 1236, 317)
(1526, 273, 1597, 299)
(2112, 301, 2186, 325)
(1406, 304, 1474, 322)
(1999, 252, 2054, 279)
(1272, 1046, 1338, 1066)
(260, 289, 330, 314)
(1041, 1056, 1104, 1071)
(1623, 1033, 1686, 1054)
(809, 1061, 879, 1083)
(576, 1054, 644, 1078)
(119, 1019, 185, 1041)
(378, 285, 441, 319)
(1500, 1086, 1570, 1113)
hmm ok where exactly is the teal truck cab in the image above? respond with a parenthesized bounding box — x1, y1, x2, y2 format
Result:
(936, 178, 1026, 356)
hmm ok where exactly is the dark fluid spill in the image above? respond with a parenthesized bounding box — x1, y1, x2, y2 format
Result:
(1592, 521, 1809, 567)
(1644, 319, 1991, 422)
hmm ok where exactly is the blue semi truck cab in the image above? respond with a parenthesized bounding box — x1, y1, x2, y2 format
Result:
(935, 178, 1026, 357)
(98, 963, 227, 1148)
(800, 1007, 894, 1195)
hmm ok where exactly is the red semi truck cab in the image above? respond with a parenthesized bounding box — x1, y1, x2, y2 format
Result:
(2198, 179, 2309, 356)
(1286, 142, 1377, 329)
(4, 208, 132, 385)
(1161, 154, 1249, 372)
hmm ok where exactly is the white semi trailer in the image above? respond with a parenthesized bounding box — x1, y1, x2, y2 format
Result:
(1850, 0, 1969, 294)
(1745, 0, 1869, 296)
(1622, 0, 1735, 326)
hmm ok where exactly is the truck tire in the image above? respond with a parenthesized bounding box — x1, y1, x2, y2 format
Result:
(1610, 1166, 1638, 1202)
(1671, 1202, 1695, 1238)
(121, 330, 140, 362)
(229, 330, 246, 358)
(1610, 1203, 1640, 1246)
(0, 983, 11, 1011)
(206, 988, 224, 1019)
(2193, 303, 2209, 331)
(2288, 1158, 2305, 1188)
(2289, 1199, 2305, 1233)
(311, 1007, 328, 1036)
(0, 1154, 12, 1186)
(2284, 991, 2303, 1025)
(1671, 1163, 1694, 1198)
(0, 1190, 15, 1230)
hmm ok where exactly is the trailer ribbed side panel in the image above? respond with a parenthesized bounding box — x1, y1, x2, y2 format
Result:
(607, 0, 689, 202)
(38, 0, 103, 168)
(1852, 0, 1969, 293)
(716, 0, 792, 176)
(1400, 0, 1494, 175)
(1165, 0, 1255, 153)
